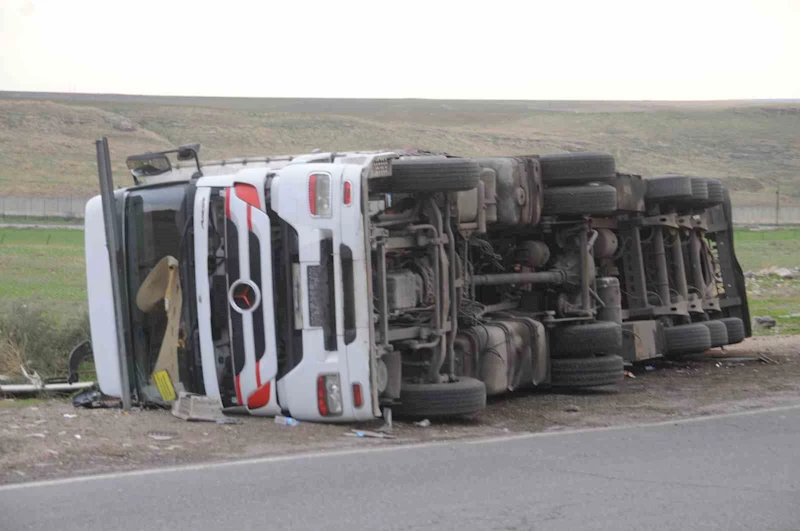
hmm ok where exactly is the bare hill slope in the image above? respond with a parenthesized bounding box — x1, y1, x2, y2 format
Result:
(1, 92, 798, 203)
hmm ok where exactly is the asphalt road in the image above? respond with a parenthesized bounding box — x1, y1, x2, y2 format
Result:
(3, 406, 800, 531)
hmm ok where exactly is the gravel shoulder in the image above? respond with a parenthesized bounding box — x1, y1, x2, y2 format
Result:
(2, 335, 799, 485)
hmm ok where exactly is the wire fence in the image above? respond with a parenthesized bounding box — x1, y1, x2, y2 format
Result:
(0, 196, 91, 220)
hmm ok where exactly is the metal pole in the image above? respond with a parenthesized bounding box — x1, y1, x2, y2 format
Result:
(96, 138, 132, 411)
(775, 184, 780, 227)
(471, 270, 566, 286)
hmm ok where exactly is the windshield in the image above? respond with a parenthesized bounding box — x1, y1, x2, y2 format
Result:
(123, 184, 188, 402)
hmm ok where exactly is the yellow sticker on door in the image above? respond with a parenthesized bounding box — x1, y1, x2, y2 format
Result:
(153, 370, 177, 402)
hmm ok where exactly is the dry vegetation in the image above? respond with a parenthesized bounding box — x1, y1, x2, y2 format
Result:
(1, 92, 799, 203)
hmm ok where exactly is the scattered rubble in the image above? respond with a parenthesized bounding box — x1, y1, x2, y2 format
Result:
(756, 267, 796, 279)
(754, 316, 777, 329)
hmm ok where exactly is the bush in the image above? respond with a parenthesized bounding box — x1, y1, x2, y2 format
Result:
(0, 305, 89, 379)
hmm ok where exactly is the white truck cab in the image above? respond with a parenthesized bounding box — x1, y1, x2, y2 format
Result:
(86, 149, 397, 422)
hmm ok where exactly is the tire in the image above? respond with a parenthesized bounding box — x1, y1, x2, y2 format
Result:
(550, 355, 625, 388)
(664, 323, 712, 355)
(701, 320, 729, 348)
(373, 157, 482, 193)
(552, 321, 623, 357)
(539, 152, 616, 185)
(543, 184, 617, 216)
(717, 317, 745, 345)
(704, 178, 725, 205)
(645, 175, 693, 202)
(394, 377, 486, 418)
(687, 177, 709, 204)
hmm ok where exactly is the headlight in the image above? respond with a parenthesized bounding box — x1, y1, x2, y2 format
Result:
(317, 373, 343, 416)
(308, 172, 331, 217)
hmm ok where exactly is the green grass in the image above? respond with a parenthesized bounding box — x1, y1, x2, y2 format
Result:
(745, 275, 800, 336)
(0, 215, 83, 226)
(732, 229, 800, 271)
(0, 228, 86, 316)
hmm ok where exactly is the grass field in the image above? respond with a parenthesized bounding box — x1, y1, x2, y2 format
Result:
(1, 92, 799, 204)
(0, 226, 797, 379)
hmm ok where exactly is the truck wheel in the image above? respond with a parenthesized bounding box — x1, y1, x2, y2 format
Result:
(552, 321, 622, 357)
(718, 317, 745, 344)
(539, 152, 616, 185)
(372, 157, 482, 193)
(645, 175, 693, 203)
(394, 377, 486, 418)
(700, 320, 729, 348)
(704, 179, 725, 206)
(550, 355, 624, 388)
(542, 184, 617, 216)
(688, 176, 709, 203)
(664, 323, 712, 355)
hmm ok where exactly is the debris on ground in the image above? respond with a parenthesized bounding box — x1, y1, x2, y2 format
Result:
(754, 316, 777, 329)
(274, 415, 300, 427)
(564, 405, 581, 413)
(346, 429, 396, 439)
(760, 354, 777, 364)
(72, 388, 121, 409)
(148, 431, 177, 441)
(624, 371, 636, 378)
(414, 419, 431, 428)
(645, 365, 655, 371)
(26, 433, 45, 439)
(63, 414, 77, 419)
(171, 392, 226, 422)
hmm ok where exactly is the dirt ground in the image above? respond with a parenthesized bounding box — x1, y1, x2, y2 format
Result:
(2, 335, 799, 485)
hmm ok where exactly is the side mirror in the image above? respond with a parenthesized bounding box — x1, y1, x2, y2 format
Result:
(177, 144, 201, 161)
(126, 153, 172, 178)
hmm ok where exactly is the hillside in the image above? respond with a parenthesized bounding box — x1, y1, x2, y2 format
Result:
(1, 92, 799, 204)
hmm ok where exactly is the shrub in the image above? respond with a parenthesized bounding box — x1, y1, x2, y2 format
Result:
(0, 305, 89, 379)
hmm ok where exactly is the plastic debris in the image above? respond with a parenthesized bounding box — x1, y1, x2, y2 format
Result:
(63, 414, 77, 419)
(346, 429, 396, 439)
(274, 415, 300, 427)
(74, 434, 81, 439)
(26, 433, 46, 439)
(414, 419, 431, 428)
(624, 371, 636, 379)
(216, 417, 242, 425)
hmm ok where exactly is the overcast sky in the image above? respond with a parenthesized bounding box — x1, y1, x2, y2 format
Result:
(1, 0, 798, 100)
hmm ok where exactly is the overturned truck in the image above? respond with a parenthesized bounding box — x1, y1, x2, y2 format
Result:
(84, 146, 750, 421)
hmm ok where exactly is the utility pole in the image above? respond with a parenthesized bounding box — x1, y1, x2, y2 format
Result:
(775, 184, 781, 227)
